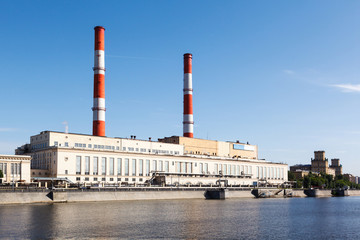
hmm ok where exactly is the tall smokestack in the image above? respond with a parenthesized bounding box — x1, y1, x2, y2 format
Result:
(183, 53, 193, 138)
(92, 26, 106, 136)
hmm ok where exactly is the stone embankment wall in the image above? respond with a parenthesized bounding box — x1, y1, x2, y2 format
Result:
(288, 189, 307, 197)
(0, 188, 254, 204)
(0, 192, 52, 204)
(347, 190, 360, 196)
(227, 189, 253, 198)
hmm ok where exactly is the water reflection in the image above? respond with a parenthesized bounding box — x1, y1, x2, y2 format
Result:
(1, 197, 360, 239)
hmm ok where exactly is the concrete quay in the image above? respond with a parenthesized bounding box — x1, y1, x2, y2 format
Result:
(303, 189, 360, 197)
(0, 187, 254, 204)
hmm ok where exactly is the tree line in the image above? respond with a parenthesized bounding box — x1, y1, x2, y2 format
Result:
(288, 171, 360, 189)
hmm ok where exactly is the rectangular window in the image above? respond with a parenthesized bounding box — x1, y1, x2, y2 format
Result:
(54, 141, 58, 146)
(204, 163, 208, 174)
(139, 159, 143, 176)
(109, 158, 114, 175)
(76, 156, 81, 175)
(85, 177, 89, 181)
(93, 157, 98, 175)
(146, 160, 150, 176)
(237, 165, 240, 175)
(165, 161, 169, 172)
(182, 162, 186, 173)
(199, 163, 203, 174)
(125, 158, 129, 176)
(17, 163, 21, 175)
(264, 167, 267, 179)
(246, 166, 248, 174)
(256, 166, 259, 179)
(153, 160, 157, 172)
(177, 162, 181, 173)
(214, 164, 218, 174)
(187, 162, 192, 173)
(117, 158, 122, 175)
(88, 144, 92, 148)
(101, 157, 106, 175)
(132, 159, 136, 176)
(85, 156, 90, 175)
(65, 142, 69, 147)
(223, 164, 227, 175)
(159, 160, 163, 171)
(76, 177, 80, 181)
(94, 177, 98, 181)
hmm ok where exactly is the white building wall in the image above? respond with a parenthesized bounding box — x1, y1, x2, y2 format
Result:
(24, 131, 288, 186)
(0, 155, 31, 183)
(42, 148, 288, 185)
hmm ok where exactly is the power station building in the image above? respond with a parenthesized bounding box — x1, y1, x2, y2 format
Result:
(16, 131, 287, 186)
(15, 26, 288, 186)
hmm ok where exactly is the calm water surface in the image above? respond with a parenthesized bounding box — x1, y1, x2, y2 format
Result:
(1, 197, 360, 239)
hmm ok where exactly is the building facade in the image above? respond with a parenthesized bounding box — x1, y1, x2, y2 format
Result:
(290, 164, 311, 172)
(330, 158, 343, 176)
(16, 131, 288, 186)
(0, 155, 31, 183)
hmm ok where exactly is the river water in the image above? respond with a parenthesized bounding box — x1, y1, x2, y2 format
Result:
(1, 197, 360, 239)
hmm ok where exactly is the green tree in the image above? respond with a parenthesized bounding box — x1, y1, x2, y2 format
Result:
(288, 171, 295, 181)
(293, 173, 360, 189)
(296, 179, 303, 188)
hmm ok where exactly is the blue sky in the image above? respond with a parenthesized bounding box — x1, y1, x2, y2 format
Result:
(1, 1, 360, 175)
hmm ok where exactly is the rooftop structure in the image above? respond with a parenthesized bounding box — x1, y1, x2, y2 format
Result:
(159, 136, 258, 160)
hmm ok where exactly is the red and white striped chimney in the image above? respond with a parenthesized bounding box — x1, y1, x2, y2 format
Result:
(92, 26, 106, 136)
(183, 53, 193, 138)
